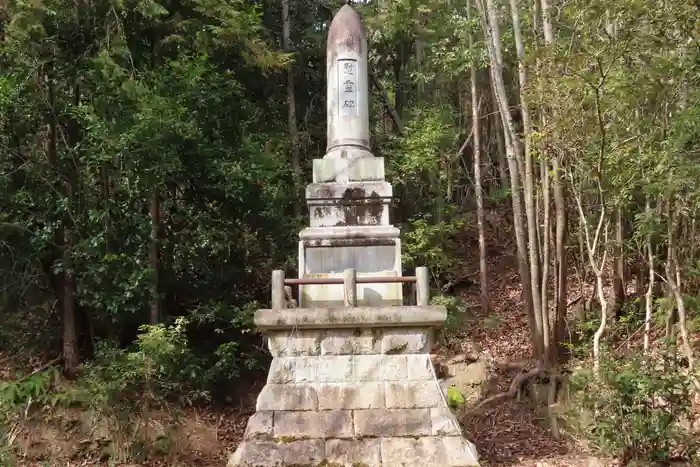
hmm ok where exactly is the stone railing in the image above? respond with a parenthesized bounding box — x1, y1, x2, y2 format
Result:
(271, 266, 430, 310)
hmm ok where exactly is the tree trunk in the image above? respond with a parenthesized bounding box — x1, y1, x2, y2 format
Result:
(478, 0, 539, 357)
(509, 0, 544, 358)
(539, 0, 554, 43)
(552, 157, 567, 361)
(149, 188, 161, 324)
(489, 85, 509, 189)
(469, 2, 490, 314)
(540, 160, 551, 361)
(643, 199, 654, 355)
(282, 0, 301, 218)
(665, 203, 698, 388)
(611, 206, 626, 319)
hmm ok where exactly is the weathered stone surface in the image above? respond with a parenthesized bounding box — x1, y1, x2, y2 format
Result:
(443, 436, 480, 466)
(312, 156, 386, 183)
(317, 382, 384, 409)
(431, 408, 462, 436)
(380, 328, 432, 354)
(321, 329, 378, 355)
(256, 384, 317, 411)
(255, 305, 447, 330)
(380, 437, 445, 466)
(228, 439, 325, 467)
(385, 381, 442, 408)
(267, 330, 321, 356)
(274, 410, 354, 439)
(380, 436, 479, 466)
(243, 411, 273, 439)
(354, 354, 407, 381)
(353, 409, 431, 437)
(267, 356, 353, 384)
(407, 353, 434, 380)
(325, 439, 381, 467)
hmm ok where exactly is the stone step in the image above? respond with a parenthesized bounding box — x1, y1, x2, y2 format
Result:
(229, 436, 479, 467)
(243, 408, 462, 440)
(256, 381, 449, 411)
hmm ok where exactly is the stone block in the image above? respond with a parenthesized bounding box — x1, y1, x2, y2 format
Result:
(431, 408, 462, 436)
(407, 353, 434, 380)
(255, 306, 448, 331)
(353, 409, 431, 437)
(228, 439, 324, 467)
(381, 328, 432, 354)
(243, 411, 273, 439)
(256, 384, 317, 411)
(321, 329, 378, 355)
(267, 330, 321, 356)
(274, 410, 354, 439)
(317, 382, 384, 410)
(325, 439, 381, 467)
(380, 437, 447, 466)
(385, 381, 443, 408)
(267, 356, 353, 384)
(443, 436, 480, 466)
(354, 355, 407, 381)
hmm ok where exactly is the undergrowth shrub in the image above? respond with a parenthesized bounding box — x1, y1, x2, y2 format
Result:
(430, 294, 470, 329)
(79, 317, 211, 408)
(564, 349, 698, 463)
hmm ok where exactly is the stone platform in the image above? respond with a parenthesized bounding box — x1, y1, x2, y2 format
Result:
(228, 307, 480, 467)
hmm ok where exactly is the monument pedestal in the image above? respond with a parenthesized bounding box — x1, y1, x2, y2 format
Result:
(229, 307, 479, 467)
(299, 156, 403, 308)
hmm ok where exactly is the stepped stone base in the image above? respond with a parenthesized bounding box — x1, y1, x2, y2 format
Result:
(228, 307, 480, 467)
(230, 435, 478, 467)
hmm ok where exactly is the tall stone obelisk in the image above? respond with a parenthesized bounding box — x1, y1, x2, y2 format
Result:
(228, 5, 480, 467)
(298, 4, 402, 308)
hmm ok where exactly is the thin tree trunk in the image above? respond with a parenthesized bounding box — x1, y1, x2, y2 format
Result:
(643, 199, 654, 355)
(149, 188, 161, 324)
(47, 69, 80, 376)
(489, 85, 509, 189)
(540, 160, 551, 361)
(282, 0, 301, 217)
(552, 157, 567, 361)
(469, 2, 490, 314)
(574, 190, 608, 376)
(539, 2, 566, 361)
(539, 0, 554, 43)
(509, 0, 543, 358)
(611, 206, 626, 319)
(666, 204, 698, 389)
(478, 0, 539, 357)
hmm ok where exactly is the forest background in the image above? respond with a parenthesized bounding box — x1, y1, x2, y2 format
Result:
(0, 0, 699, 465)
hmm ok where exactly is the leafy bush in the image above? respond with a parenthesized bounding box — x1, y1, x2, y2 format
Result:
(564, 349, 697, 463)
(430, 294, 470, 329)
(79, 317, 210, 408)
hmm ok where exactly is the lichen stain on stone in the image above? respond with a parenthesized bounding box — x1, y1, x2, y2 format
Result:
(314, 205, 332, 219)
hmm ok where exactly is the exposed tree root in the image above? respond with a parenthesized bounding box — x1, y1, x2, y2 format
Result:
(468, 365, 567, 439)
(469, 367, 546, 413)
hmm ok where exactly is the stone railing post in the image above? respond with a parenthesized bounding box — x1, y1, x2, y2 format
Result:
(416, 266, 429, 306)
(343, 268, 357, 307)
(271, 270, 286, 310)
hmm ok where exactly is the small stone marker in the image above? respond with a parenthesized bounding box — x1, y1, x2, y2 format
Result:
(228, 5, 480, 467)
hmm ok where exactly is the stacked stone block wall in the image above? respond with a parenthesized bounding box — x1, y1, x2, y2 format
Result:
(229, 324, 479, 467)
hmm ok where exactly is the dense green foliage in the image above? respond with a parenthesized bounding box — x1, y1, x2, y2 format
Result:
(1, 0, 699, 464)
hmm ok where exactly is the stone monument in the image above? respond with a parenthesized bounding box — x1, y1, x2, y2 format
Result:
(228, 5, 480, 467)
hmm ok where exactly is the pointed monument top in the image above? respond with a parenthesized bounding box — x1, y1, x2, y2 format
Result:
(327, 4, 366, 58)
